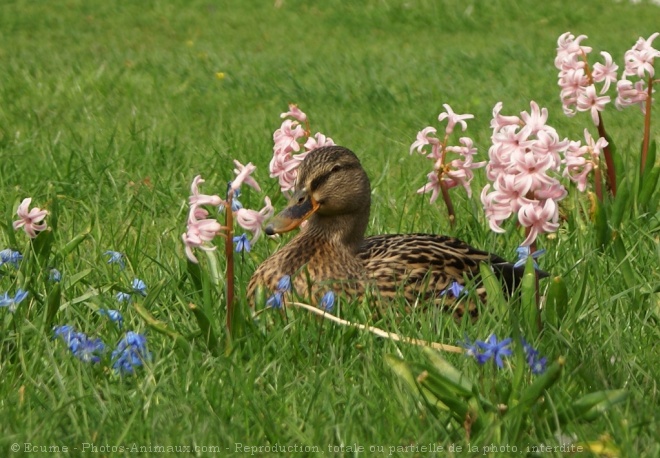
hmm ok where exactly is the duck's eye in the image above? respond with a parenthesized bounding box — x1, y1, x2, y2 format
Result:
(331, 165, 342, 173)
(297, 195, 305, 204)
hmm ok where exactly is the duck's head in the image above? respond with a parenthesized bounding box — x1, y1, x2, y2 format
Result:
(265, 146, 371, 242)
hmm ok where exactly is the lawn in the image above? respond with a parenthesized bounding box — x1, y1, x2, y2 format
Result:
(1, 0, 659, 456)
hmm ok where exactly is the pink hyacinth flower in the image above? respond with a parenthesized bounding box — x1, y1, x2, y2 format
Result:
(490, 102, 522, 131)
(520, 101, 548, 135)
(189, 175, 225, 207)
(623, 32, 660, 79)
(231, 160, 261, 192)
(437, 104, 474, 135)
(235, 197, 274, 242)
(13, 198, 48, 238)
(410, 126, 439, 155)
(616, 79, 650, 113)
(182, 205, 225, 263)
(269, 152, 300, 192)
(280, 103, 308, 123)
(591, 51, 619, 94)
(304, 132, 335, 151)
(417, 171, 442, 203)
(576, 85, 610, 126)
(518, 200, 560, 247)
(273, 119, 305, 154)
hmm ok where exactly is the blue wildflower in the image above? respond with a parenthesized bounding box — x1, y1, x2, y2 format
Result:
(0, 289, 28, 313)
(0, 249, 23, 268)
(49, 268, 62, 282)
(458, 335, 480, 358)
(514, 246, 546, 269)
(277, 275, 291, 292)
(227, 181, 242, 198)
(266, 291, 283, 309)
(132, 278, 147, 296)
(99, 309, 124, 328)
(116, 292, 132, 303)
(231, 198, 244, 212)
(320, 291, 335, 312)
(522, 339, 548, 375)
(53, 325, 106, 363)
(476, 334, 513, 368)
(104, 250, 125, 269)
(233, 234, 251, 253)
(440, 281, 467, 298)
(111, 331, 152, 375)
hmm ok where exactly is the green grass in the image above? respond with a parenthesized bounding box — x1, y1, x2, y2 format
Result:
(1, 0, 659, 456)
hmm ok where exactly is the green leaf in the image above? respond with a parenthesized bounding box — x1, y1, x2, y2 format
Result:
(422, 348, 473, 397)
(544, 276, 568, 328)
(189, 302, 220, 356)
(507, 356, 564, 417)
(521, 256, 539, 337)
(480, 262, 506, 316)
(611, 234, 637, 290)
(133, 300, 191, 353)
(31, 230, 55, 269)
(58, 228, 91, 260)
(557, 389, 629, 424)
(44, 282, 62, 330)
(638, 164, 660, 212)
(609, 177, 630, 230)
(384, 354, 446, 412)
(593, 196, 611, 248)
(641, 139, 656, 183)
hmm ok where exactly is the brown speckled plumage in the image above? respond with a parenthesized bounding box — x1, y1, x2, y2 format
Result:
(248, 146, 524, 316)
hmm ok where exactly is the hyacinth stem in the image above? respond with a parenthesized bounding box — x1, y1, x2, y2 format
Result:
(224, 192, 235, 336)
(641, 76, 654, 175)
(439, 180, 456, 227)
(596, 113, 617, 198)
(593, 163, 604, 203)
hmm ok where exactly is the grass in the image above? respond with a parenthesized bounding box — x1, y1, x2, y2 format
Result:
(1, 0, 659, 456)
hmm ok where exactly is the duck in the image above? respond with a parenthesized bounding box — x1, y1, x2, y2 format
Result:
(247, 145, 530, 318)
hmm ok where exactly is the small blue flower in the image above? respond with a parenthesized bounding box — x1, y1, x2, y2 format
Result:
(132, 278, 147, 296)
(227, 181, 242, 198)
(53, 325, 76, 339)
(233, 234, 251, 253)
(522, 339, 548, 375)
(49, 268, 62, 282)
(440, 281, 467, 298)
(0, 292, 13, 308)
(458, 335, 480, 358)
(104, 250, 125, 269)
(476, 334, 513, 368)
(514, 246, 546, 269)
(0, 289, 28, 313)
(0, 249, 23, 268)
(277, 275, 291, 292)
(111, 331, 152, 375)
(99, 309, 124, 328)
(116, 292, 132, 303)
(53, 325, 106, 363)
(74, 337, 106, 363)
(320, 291, 335, 312)
(266, 291, 283, 309)
(231, 198, 244, 212)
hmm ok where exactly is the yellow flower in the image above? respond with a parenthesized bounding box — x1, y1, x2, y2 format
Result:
(215, 72, 226, 80)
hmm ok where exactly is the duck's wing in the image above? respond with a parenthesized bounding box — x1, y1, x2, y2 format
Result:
(357, 233, 542, 300)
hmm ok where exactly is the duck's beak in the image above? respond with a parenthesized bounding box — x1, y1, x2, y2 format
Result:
(265, 189, 319, 235)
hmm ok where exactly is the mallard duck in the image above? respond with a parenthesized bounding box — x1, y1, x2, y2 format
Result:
(247, 145, 529, 318)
